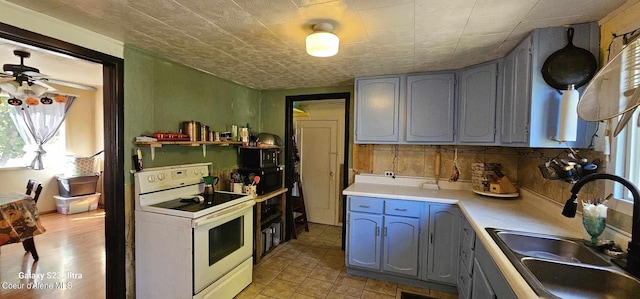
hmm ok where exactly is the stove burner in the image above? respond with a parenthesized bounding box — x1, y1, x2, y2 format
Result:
(151, 192, 246, 212)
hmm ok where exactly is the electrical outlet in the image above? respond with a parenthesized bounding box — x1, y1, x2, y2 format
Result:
(384, 171, 395, 177)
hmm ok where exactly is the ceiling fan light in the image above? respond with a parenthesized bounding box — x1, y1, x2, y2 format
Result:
(306, 23, 339, 57)
(0, 81, 20, 94)
(30, 83, 48, 97)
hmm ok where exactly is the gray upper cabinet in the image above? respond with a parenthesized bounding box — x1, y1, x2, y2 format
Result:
(406, 73, 456, 143)
(501, 36, 532, 145)
(458, 62, 498, 144)
(501, 22, 598, 148)
(355, 76, 401, 143)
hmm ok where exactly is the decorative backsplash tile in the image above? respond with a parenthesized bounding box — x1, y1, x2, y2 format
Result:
(358, 145, 630, 234)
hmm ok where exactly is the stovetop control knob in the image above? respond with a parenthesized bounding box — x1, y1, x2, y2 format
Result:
(157, 173, 166, 180)
(147, 175, 156, 182)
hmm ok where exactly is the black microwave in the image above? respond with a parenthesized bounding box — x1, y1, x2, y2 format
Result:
(237, 167, 283, 195)
(239, 148, 280, 168)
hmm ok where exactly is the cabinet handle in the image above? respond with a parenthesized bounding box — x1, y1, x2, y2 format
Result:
(383, 227, 387, 236)
(394, 208, 407, 211)
(359, 205, 370, 208)
(376, 226, 380, 236)
(430, 233, 433, 243)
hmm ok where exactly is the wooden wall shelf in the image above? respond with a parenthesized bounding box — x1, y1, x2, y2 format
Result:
(134, 140, 244, 160)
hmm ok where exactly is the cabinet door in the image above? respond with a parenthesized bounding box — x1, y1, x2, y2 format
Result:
(427, 205, 461, 284)
(406, 73, 456, 142)
(510, 36, 532, 144)
(347, 212, 382, 270)
(382, 215, 420, 276)
(471, 258, 496, 299)
(458, 62, 498, 144)
(355, 76, 401, 143)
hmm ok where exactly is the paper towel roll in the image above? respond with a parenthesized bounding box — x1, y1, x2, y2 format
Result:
(558, 85, 579, 142)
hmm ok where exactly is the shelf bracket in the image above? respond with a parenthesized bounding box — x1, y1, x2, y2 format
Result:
(202, 144, 207, 157)
(151, 147, 156, 161)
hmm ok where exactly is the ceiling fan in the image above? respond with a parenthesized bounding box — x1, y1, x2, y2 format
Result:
(0, 50, 97, 96)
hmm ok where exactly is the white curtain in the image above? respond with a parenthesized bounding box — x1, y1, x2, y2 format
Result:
(9, 93, 75, 170)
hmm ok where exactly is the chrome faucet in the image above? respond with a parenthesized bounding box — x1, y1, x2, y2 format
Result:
(562, 173, 640, 277)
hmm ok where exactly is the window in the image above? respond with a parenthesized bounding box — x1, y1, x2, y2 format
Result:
(613, 35, 640, 206)
(0, 96, 66, 169)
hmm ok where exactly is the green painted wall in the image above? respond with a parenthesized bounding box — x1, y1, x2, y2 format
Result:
(124, 46, 260, 183)
(260, 85, 354, 166)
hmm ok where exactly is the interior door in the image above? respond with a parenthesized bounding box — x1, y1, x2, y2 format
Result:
(297, 120, 338, 225)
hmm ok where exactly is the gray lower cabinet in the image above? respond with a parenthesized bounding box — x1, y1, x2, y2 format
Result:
(383, 215, 420, 276)
(347, 197, 422, 278)
(347, 212, 382, 270)
(347, 196, 461, 287)
(472, 258, 497, 299)
(474, 235, 517, 299)
(459, 215, 515, 299)
(426, 204, 461, 284)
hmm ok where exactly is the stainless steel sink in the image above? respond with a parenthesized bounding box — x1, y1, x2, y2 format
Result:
(487, 228, 640, 298)
(495, 231, 610, 266)
(522, 258, 640, 299)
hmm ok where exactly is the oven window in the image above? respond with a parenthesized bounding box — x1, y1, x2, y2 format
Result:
(208, 216, 244, 266)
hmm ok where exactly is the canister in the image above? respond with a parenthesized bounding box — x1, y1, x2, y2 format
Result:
(201, 125, 209, 141)
(182, 121, 201, 141)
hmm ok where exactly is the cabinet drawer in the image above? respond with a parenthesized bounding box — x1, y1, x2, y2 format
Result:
(461, 218, 476, 250)
(384, 200, 422, 217)
(349, 196, 383, 214)
(460, 242, 475, 274)
(457, 262, 472, 299)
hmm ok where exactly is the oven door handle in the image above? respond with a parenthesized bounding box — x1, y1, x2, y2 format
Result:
(192, 201, 255, 228)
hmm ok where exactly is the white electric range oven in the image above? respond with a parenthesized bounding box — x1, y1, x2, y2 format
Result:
(134, 163, 254, 299)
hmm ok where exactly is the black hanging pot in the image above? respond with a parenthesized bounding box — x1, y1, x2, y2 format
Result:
(541, 27, 598, 90)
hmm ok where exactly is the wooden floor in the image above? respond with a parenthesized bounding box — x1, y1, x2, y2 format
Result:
(0, 209, 105, 299)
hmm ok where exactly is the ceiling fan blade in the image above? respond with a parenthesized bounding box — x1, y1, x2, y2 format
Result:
(31, 79, 56, 91)
(22, 70, 48, 78)
(45, 78, 97, 91)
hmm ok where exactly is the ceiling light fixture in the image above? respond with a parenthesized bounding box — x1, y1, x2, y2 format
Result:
(306, 23, 339, 57)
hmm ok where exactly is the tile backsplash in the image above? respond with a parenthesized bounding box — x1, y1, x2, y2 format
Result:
(355, 144, 631, 234)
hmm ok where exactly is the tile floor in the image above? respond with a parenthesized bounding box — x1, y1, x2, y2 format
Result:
(236, 223, 458, 299)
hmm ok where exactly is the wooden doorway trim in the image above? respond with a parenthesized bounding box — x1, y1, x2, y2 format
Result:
(0, 22, 126, 298)
(285, 92, 350, 249)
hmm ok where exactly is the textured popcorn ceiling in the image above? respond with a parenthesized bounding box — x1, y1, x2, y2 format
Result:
(3, 0, 631, 90)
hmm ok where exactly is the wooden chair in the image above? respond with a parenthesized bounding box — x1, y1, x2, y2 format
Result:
(23, 179, 42, 260)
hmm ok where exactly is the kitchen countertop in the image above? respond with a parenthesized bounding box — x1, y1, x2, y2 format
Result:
(343, 175, 590, 298)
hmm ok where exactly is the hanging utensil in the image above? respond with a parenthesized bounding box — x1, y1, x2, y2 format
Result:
(541, 27, 598, 90)
(434, 146, 441, 184)
(449, 147, 459, 182)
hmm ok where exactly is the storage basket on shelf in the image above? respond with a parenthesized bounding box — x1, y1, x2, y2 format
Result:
(65, 151, 103, 177)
